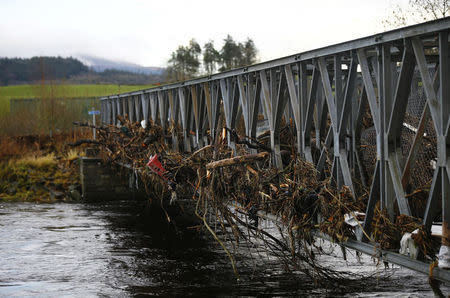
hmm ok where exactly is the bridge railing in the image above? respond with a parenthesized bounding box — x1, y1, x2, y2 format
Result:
(100, 17, 450, 270)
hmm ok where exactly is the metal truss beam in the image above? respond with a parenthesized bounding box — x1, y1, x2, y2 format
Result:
(99, 18, 450, 279)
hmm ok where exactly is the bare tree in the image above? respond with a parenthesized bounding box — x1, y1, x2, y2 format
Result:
(383, 0, 450, 29)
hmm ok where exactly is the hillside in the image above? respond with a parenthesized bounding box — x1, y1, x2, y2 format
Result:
(68, 69, 166, 85)
(78, 55, 165, 75)
(0, 57, 88, 85)
(0, 56, 166, 86)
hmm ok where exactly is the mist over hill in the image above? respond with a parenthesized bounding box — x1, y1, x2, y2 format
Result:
(0, 57, 88, 85)
(0, 56, 166, 86)
(77, 55, 165, 76)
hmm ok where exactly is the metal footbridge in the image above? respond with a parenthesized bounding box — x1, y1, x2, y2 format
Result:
(99, 18, 450, 283)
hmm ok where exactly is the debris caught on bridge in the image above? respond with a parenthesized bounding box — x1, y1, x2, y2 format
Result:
(72, 114, 441, 286)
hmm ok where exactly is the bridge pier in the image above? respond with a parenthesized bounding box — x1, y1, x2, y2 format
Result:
(80, 156, 134, 201)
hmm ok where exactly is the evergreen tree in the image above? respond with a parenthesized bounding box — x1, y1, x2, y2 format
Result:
(167, 35, 259, 79)
(168, 39, 201, 81)
(218, 35, 258, 71)
(219, 35, 242, 71)
(203, 40, 220, 75)
(241, 38, 258, 66)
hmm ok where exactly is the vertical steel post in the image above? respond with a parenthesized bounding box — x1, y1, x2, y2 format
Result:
(100, 100, 105, 124)
(168, 89, 179, 150)
(134, 95, 141, 122)
(381, 43, 395, 220)
(150, 93, 158, 124)
(220, 78, 240, 153)
(116, 97, 122, 120)
(439, 31, 450, 258)
(285, 64, 303, 156)
(122, 96, 127, 120)
(178, 87, 191, 152)
(92, 107, 97, 140)
(128, 96, 134, 122)
(111, 96, 117, 126)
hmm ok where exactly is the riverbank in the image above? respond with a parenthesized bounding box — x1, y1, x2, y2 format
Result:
(0, 133, 84, 202)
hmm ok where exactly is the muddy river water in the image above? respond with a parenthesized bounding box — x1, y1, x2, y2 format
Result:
(0, 201, 448, 297)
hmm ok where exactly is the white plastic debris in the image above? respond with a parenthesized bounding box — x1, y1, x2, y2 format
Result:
(399, 232, 419, 259)
(170, 191, 177, 205)
(141, 120, 147, 129)
(411, 224, 442, 237)
(438, 245, 450, 269)
(344, 212, 365, 227)
(344, 212, 365, 240)
(401, 224, 443, 260)
(430, 224, 442, 237)
(134, 169, 139, 189)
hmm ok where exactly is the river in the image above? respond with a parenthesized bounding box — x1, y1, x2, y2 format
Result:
(0, 201, 448, 297)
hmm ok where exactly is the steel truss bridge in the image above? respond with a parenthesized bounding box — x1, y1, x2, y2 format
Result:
(100, 18, 450, 283)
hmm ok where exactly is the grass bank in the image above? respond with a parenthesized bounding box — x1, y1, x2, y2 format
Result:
(0, 132, 88, 202)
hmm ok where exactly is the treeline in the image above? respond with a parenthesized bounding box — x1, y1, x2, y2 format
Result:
(0, 37, 258, 86)
(69, 69, 167, 85)
(0, 57, 166, 86)
(167, 35, 258, 81)
(0, 57, 88, 85)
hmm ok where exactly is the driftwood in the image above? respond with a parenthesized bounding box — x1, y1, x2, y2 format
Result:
(206, 152, 269, 170)
(67, 139, 101, 147)
(188, 145, 213, 161)
(225, 127, 272, 152)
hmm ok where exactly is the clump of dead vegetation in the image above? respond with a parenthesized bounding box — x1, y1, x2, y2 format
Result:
(0, 132, 86, 202)
(73, 115, 439, 288)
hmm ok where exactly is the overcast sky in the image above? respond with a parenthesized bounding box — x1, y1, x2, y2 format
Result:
(0, 0, 407, 67)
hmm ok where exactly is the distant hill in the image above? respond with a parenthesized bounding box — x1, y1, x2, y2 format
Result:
(0, 56, 166, 86)
(78, 55, 165, 75)
(69, 69, 166, 85)
(0, 57, 88, 85)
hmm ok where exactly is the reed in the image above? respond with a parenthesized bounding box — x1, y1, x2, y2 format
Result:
(14, 153, 57, 169)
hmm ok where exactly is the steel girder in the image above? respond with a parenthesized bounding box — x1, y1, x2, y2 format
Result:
(99, 17, 450, 276)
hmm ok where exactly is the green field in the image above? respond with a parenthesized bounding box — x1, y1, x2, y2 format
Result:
(0, 84, 153, 114)
(0, 84, 154, 136)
